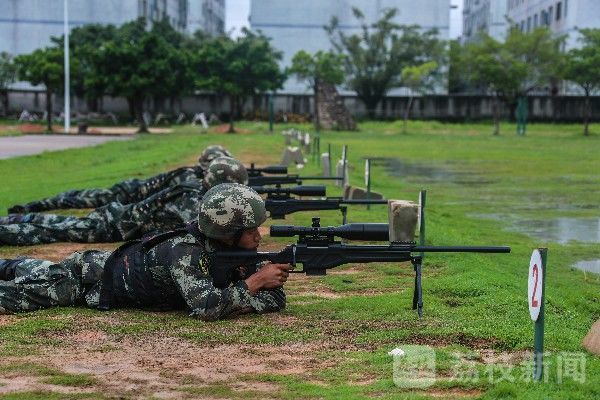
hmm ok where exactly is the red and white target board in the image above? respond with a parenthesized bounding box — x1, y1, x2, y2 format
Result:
(528, 249, 544, 321)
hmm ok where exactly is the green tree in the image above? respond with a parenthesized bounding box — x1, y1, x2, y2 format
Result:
(400, 61, 438, 133)
(15, 46, 79, 131)
(52, 24, 118, 111)
(462, 27, 565, 135)
(565, 29, 600, 136)
(288, 50, 345, 131)
(93, 19, 191, 132)
(195, 29, 285, 133)
(448, 40, 468, 94)
(0, 52, 17, 115)
(326, 8, 445, 119)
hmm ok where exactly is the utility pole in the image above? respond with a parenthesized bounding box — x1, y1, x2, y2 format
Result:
(63, 0, 70, 134)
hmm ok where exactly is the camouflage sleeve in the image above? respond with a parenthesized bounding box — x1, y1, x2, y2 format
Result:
(115, 188, 183, 240)
(249, 287, 286, 314)
(169, 252, 256, 321)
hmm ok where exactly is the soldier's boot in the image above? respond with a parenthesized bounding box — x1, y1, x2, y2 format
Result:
(0, 259, 18, 281)
(7, 205, 26, 214)
(0, 214, 27, 225)
(8, 201, 45, 214)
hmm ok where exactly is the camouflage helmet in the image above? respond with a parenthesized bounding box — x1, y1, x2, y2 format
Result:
(203, 156, 249, 189)
(198, 145, 233, 169)
(198, 183, 267, 240)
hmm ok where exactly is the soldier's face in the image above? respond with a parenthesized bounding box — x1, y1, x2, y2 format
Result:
(237, 227, 262, 249)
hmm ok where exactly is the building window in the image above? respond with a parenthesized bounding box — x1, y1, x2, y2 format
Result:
(534, 14, 538, 28)
(556, 2, 562, 20)
(564, 0, 568, 17)
(540, 10, 545, 25)
(527, 16, 531, 32)
(548, 6, 553, 23)
(520, 20, 525, 31)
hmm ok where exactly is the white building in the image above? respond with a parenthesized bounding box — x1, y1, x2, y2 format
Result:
(187, 0, 225, 36)
(250, 0, 451, 94)
(462, 0, 508, 42)
(0, 0, 225, 57)
(507, 0, 600, 50)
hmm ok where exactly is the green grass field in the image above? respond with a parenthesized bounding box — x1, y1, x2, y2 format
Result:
(0, 121, 598, 399)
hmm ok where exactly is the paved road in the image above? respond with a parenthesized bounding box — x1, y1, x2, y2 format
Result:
(0, 134, 132, 159)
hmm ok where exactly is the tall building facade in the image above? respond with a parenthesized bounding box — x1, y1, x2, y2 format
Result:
(250, 0, 451, 94)
(187, 0, 225, 36)
(507, 0, 600, 50)
(462, 0, 508, 42)
(0, 0, 225, 56)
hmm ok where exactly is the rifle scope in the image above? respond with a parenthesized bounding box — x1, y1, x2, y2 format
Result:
(252, 185, 326, 197)
(270, 223, 390, 241)
(248, 164, 288, 176)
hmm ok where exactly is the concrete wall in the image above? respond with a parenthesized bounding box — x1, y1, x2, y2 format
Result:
(5, 90, 600, 123)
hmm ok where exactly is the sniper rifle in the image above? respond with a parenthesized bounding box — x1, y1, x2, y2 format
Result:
(210, 217, 511, 317)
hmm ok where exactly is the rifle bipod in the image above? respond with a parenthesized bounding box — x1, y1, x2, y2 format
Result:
(411, 255, 423, 318)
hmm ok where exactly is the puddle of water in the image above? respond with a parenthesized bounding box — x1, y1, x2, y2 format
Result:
(573, 260, 600, 275)
(367, 157, 494, 186)
(471, 214, 600, 244)
(509, 217, 600, 244)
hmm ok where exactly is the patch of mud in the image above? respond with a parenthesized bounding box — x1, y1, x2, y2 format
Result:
(478, 349, 530, 365)
(0, 315, 17, 327)
(329, 266, 365, 275)
(6, 334, 322, 398)
(291, 291, 342, 299)
(231, 381, 280, 392)
(402, 333, 504, 350)
(210, 125, 251, 134)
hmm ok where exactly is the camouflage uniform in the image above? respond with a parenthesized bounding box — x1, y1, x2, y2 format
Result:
(0, 183, 285, 319)
(0, 228, 285, 319)
(0, 157, 248, 246)
(7, 145, 232, 213)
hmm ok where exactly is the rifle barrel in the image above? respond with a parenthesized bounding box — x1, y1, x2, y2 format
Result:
(252, 185, 326, 197)
(302, 176, 345, 181)
(409, 246, 511, 253)
(341, 199, 388, 205)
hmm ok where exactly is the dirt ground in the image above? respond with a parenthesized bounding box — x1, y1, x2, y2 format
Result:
(210, 124, 251, 134)
(0, 314, 319, 398)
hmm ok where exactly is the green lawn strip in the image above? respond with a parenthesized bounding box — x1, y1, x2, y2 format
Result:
(0, 121, 598, 398)
(0, 130, 21, 137)
(0, 362, 98, 387)
(179, 383, 281, 399)
(0, 314, 73, 356)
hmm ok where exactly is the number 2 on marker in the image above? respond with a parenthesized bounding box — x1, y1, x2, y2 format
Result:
(531, 264, 539, 307)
